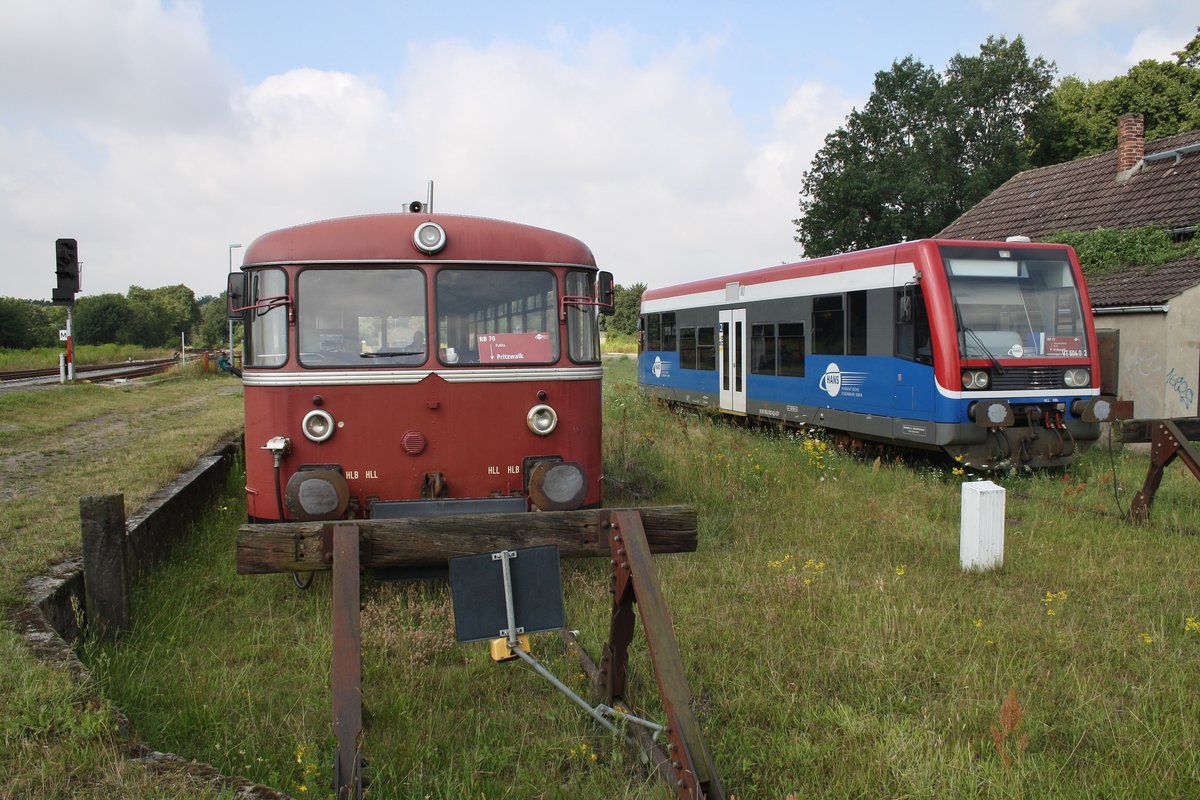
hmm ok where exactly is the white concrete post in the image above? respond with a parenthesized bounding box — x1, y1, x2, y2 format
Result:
(961, 480, 1005, 570)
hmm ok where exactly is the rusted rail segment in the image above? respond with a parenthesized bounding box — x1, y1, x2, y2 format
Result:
(236, 506, 722, 800)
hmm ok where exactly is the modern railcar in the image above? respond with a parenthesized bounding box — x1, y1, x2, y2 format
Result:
(228, 211, 613, 524)
(638, 239, 1116, 469)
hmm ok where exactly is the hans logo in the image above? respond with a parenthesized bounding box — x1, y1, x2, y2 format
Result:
(652, 356, 669, 379)
(818, 362, 867, 398)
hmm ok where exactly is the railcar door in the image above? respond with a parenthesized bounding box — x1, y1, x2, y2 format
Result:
(719, 308, 748, 414)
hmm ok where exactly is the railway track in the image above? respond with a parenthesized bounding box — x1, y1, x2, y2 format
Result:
(0, 358, 180, 386)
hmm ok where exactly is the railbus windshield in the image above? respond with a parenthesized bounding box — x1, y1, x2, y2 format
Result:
(939, 244, 1088, 360)
(242, 264, 603, 368)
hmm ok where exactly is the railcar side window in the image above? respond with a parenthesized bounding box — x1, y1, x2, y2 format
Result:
(812, 294, 845, 355)
(778, 322, 805, 377)
(646, 314, 662, 351)
(848, 290, 868, 356)
(565, 271, 601, 364)
(696, 326, 717, 371)
(244, 269, 288, 368)
(751, 324, 777, 374)
(297, 269, 426, 367)
(661, 313, 677, 352)
(436, 269, 557, 365)
(679, 327, 697, 368)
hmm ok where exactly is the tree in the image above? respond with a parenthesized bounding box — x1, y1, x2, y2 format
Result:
(0, 298, 35, 348)
(795, 36, 1057, 257)
(1051, 55, 1200, 157)
(196, 293, 230, 349)
(74, 293, 131, 345)
(608, 283, 645, 337)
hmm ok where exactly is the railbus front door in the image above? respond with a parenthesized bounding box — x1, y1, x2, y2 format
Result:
(719, 308, 748, 414)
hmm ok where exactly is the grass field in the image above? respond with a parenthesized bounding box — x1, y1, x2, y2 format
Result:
(4, 358, 1199, 798)
(0, 345, 176, 371)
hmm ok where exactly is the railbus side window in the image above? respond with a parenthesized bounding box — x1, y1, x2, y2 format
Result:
(679, 327, 697, 369)
(245, 268, 288, 368)
(696, 326, 717, 371)
(812, 294, 845, 355)
(646, 313, 662, 351)
(778, 322, 805, 377)
(565, 271, 601, 364)
(751, 323, 777, 374)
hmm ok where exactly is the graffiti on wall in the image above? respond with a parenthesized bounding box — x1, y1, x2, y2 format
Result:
(1129, 345, 1162, 378)
(1165, 367, 1195, 410)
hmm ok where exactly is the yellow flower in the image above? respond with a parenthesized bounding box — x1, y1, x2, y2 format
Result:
(1186, 617, 1200, 635)
(973, 618, 983, 629)
(1140, 632, 1153, 645)
(894, 564, 907, 577)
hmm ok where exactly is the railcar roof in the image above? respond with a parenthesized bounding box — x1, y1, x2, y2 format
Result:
(641, 238, 1072, 301)
(240, 213, 596, 268)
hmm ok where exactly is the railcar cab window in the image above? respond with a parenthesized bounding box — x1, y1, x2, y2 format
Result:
(940, 245, 1088, 359)
(244, 269, 288, 367)
(895, 284, 932, 364)
(436, 269, 558, 365)
(297, 269, 426, 367)
(645, 314, 662, 351)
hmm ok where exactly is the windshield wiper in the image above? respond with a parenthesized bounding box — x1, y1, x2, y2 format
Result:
(361, 350, 424, 358)
(952, 298, 1004, 374)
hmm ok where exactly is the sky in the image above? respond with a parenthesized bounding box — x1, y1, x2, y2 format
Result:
(0, 1, 1194, 302)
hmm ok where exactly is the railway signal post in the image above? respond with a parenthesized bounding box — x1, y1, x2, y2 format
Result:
(52, 238, 80, 381)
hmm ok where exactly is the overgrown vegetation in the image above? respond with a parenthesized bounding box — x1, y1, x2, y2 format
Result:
(68, 359, 1200, 798)
(1047, 226, 1200, 278)
(0, 372, 244, 798)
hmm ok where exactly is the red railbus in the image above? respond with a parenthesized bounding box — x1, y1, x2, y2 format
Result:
(228, 212, 613, 524)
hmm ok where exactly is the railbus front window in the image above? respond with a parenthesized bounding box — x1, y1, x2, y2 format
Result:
(245, 268, 288, 367)
(941, 246, 1089, 359)
(436, 269, 558, 365)
(297, 269, 426, 367)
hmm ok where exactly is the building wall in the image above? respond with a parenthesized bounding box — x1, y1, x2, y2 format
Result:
(1097, 287, 1200, 419)
(1163, 285, 1200, 418)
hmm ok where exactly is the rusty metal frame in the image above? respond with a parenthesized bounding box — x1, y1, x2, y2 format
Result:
(1130, 420, 1200, 523)
(595, 510, 725, 800)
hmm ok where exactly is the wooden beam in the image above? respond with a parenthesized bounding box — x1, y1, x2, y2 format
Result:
(236, 506, 697, 575)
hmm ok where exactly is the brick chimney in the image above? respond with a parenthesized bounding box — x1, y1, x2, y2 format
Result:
(1117, 113, 1144, 173)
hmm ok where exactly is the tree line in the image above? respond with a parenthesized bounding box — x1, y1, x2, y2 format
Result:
(0, 287, 230, 351)
(795, 29, 1200, 257)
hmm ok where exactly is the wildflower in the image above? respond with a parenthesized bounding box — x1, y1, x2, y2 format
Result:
(952, 467, 965, 476)
(1140, 633, 1153, 645)
(973, 619, 983, 629)
(894, 564, 907, 577)
(1186, 617, 1200, 635)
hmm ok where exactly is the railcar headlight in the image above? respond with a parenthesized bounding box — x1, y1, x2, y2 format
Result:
(1064, 368, 1090, 388)
(961, 370, 989, 390)
(413, 221, 447, 255)
(302, 409, 336, 443)
(526, 403, 558, 436)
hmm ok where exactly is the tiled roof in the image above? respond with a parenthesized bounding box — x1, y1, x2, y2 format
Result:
(1085, 254, 1200, 307)
(939, 129, 1200, 240)
(938, 129, 1200, 307)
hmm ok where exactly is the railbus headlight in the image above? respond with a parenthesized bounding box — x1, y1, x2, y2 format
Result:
(1063, 368, 1090, 388)
(413, 221, 447, 255)
(302, 409, 336, 443)
(526, 403, 558, 436)
(961, 370, 989, 390)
